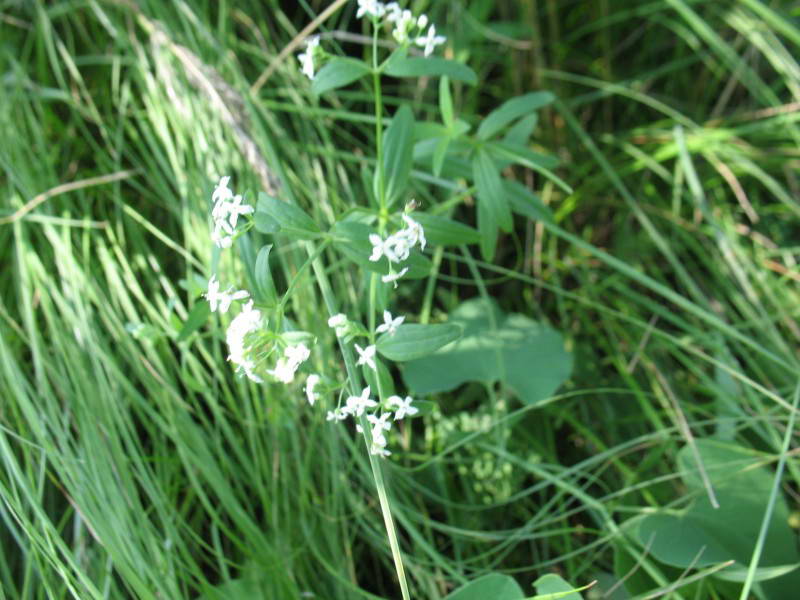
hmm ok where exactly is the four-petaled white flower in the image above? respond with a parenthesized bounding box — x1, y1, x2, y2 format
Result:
(356, 0, 385, 19)
(401, 214, 426, 250)
(326, 407, 348, 421)
(205, 275, 249, 314)
(285, 343, 311, 365)
(367, 412, 392, 446)
(370, 444, 391, 457)
(388, 395, 418, 420)
(376, 311, 404, 335)
(297, 35, 320, 80)
(304, 374, 321, 406)
(354, 343, 377, 370)
(415, 24, 446, 57)
(345, 386, 377, 416)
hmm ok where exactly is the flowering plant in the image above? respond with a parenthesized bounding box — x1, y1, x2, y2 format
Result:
(199, 2, 560, 597)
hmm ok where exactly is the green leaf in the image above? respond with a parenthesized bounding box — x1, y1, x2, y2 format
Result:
(503, 113, 538, 147)
(253, 244, 278, 305)
(432, 136, 450, 177)
(385, 56, 478, 85)
(532, 574, 586, 599)
(176, 301, 211, 342)
(444, 574, 524, 600)
(311, 57, 371, 95)
(440, 76, 454, 129)
(504, 180, 553, 223)
(409, 212, 481, 246)
(488, 142, 571, 194)
(403, 299, 572, 405)
(633, 440, 800, 597)
(474, 149, 512, 232)
(477, 91, 555, 140)
(381, 105, 415, 206)
(255, 193, 320, 239)
(376, 323, 462, 362)
(331, 220, 431, 279)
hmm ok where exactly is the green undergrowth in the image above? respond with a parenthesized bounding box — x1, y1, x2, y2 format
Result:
(1, 1, 799, 598)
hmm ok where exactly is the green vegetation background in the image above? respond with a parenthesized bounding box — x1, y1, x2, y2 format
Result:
(1, 1, 799, 598)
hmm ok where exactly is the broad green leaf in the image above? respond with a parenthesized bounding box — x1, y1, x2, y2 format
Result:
(409, 212, 481, 246)
(331, 221, 431, 279)
(381, 105, 415, 206)
(444, 573, 524, 600)
(376, 323, 462, 361)
(634, 440, 800, 599)
(504, 180, 553, 223)
(532, 574, 586, 599)
(385, 56, 478, 85)
(440, 76, 454, 129)
(255, 193, 319, 239)
(311, 57, 371, 95)
(253, 244, 278, 305)
(477, 91, 555, 140)
(403, 299, 572, 405)
(176, 301, 211, 342)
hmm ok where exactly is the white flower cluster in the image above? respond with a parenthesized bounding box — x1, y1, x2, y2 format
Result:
(226, 300, 263, 382)
(369, 214, 426, 286)
(356, 2, 447, 56)
(268, 343, 311, 384)
(211, 176, 254, 248)
(326, 385, 418, 457)
(319, 310, 414, 457)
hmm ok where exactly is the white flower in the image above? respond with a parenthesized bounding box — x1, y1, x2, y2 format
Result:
(226, 301, 263, 381)
(390, 9, 415, 43)
(370, 444, 391, 457)
(212, 176, 234, 205)
(304, 374, 321, 405)
(376, 311, 404, 335)
(345, 386, 377, 416)
(354, 343, 377, 370)
(381, 267, 408, 286)
(416, 14, 428, 29)
(368, 412, 392, 444)
(326, 407, 348, 421)
(415, 24, 446, 57)
(369, 233, 388, 262)
(328, 313, 348, 336)
(384, 231, 412, 262)
(285, 343, 311, 365)
(356, 0, 386, 19)
(388, 395, 418, 420)
(297, 35, 320, 80)
(401, 214, 426, 250)
(268, 343, 311, 384)
(226, 195, 254, 229)
(205, 275, 249, 314)
(211, 222, 233, 248)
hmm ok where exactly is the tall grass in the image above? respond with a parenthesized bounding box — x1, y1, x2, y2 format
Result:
(1, 1, 798, 598)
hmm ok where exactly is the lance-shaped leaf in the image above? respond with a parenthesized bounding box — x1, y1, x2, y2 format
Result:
(312, 58, 371, 95)
(380, 105, 415, 207)
(377, 323, 462, 361)
(477, 91, 555, 140)
(409, 213, 481, 246)
(253, 244, 278, 306)
(255, 193, 320, 239)
(385, 55, 477, 85)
